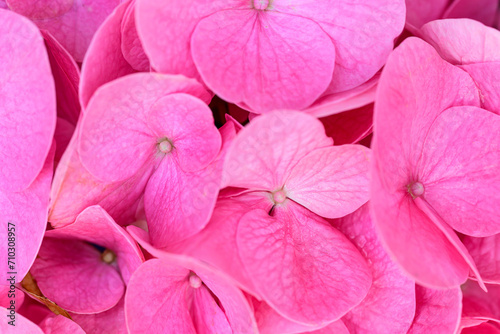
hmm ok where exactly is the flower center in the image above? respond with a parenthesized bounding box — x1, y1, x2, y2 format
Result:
(158, 138, 173, 154)
(253, 0, 269, 10)
(101, 249, 117, 264)
(189, 273, 202, 289)
(272, 189, 287, 204)
(408, 181, 424, 198)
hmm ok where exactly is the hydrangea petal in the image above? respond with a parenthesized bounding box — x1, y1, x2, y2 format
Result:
(192, 285, 232, 333)
(224, 111, 332, 191)
(459, 62, 500, 115)
(120, 1, 149, 72)
(191, 9, 335, 112)
(71, 297, 127, 334)
(237, 201, 372, 325)
(30, 238, 124, 314)
(0, 9, 56, 192)
(407, 286, 462, 334)
(285, 145, 371, 219)
(6, 0, 73, 19)
(443, 0, 497, 26)
(463, 234, 500, 284)
(319, 105, 373, 145)
(39, 314, 86, 333)
(0, 308, 44, 333)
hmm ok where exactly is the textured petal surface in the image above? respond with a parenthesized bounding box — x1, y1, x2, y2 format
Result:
(332, 204, 415, 334)
(443, 0, 497, 26)
(405, 0, 448, 30)
(0, 148, 53, 283)
(0, 10, 56, 192)
(79, 0, 134, 108)
(237, 201, 372, 325)
(224, 111, 332, 191)
(71, 297, 127, 334)
(285, 145, 371, 219)
(46, 205, 144, 283)
(6, 0, 73, 19)
(463, 234, 500, 284)
(39, 315, 86, 334)
(192, 9, 335, 112)
(79, 73, 211, 182)
(407, 286, 461, 334)
(121, 1, 149, 72)
(30, 237, 124, 314)
(192, 285, 232, 334)
(418, 106, 500, 236)
(459, 62, 500, 115)
(462, 281, 500, 323)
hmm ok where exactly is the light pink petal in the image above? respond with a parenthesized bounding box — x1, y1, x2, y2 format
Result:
(192, 285, 233, 334)
(305, 74, 378, 118)
(272, 0, 405, 93)
(0, 10, 56, 192)
(224, 110, 332, 191)
(46, 205, 144, 283)
(134, 0, 243, 78)
(79, 73, 211, 182)
(418, 106, 500, 236)
(42, 30, 81, 126)
(79, 0, 135, 108)
(407, 285, 462, 334)
(319, 105, 373, 145)
(146, 93, 221, 173)
(459, 62, 500, 115)
(30, 238, 124, 314)
(39, 315, 86, 334)
(463, 235, 500, 284)
(30, 0, 121, 62)
(332, 204, 416, 334)
(0, 285, 24, 309)
(125, 259, 196, 334)
(404, 0, 448, 31)
(121, 1, 149, 72)
(0, 307, 44, 333)
(306, 321, 350, 334)
(444, 0, 497, 27)
(49, 131, 153, 227)
(71, 297, 127, 334)
(286, 145, 371, 219)
(420, 19, 500, 64)
(0, 148, 54, 283)
(192, 9, 335, 112)
(144, 158, 220, 248)
(237, 201, 372, 325)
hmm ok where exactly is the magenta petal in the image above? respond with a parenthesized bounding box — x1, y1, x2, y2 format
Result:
(79, 73, 211, 182)
(6, 0, 73, 19)
(461, 323, 500, 334)
(120, 1, 149, 72)
(407, 285, 461, 334)
(0, 149, 53, 283)
(237, 201, 372, 325)
(71, 297, 127, 334)
(332, 204, 416, 334)
(444, 0, 497, 26)
(319, 104, 373, 146)
(459, 62, 500, 115)
(192, 285, 232, 334)
(405, 0, 448, 30)
(224, 110, 332, 191)
(0, 10, 56, 192)
(191, 9, 335, 112)
(0, 307, 44, 333)
(462, 281, 500, 324)
(39, 314, 86, 333)
(463, 234, 500, 284)
(30, 238, 124, 314)
(125, 259, 195, 333)
(79, 0, 135, 108)
(285, 145, 371, 219)
(419, 106, 500, 237)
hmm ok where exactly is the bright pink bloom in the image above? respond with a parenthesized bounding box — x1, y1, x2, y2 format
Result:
(463, 235, 500, 284)
(4, 0, 121, 62)
(461, 281, 500, 331)
(371, 37, 500, 288)
(135, 0, 405, 113)
(30, 206, 143, 314)
(125, 256, 258, 333)
(71, 297, 128, 334)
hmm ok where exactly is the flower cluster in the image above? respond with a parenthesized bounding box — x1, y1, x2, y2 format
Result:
(0, 0, 499, 333)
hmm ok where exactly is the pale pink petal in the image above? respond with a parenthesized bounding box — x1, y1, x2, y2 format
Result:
(285, 145, 371, 219)
(0, 285, 24, 309)
(79, 73, 211, 182)
(30, 238, 124, 314)
(0, 307, 43, 333)
(444, 0, 497, 27)
(271, 0, 405, 93)
(79, 0, 135, 108)
(306, 321, 350, 334)
(418, 106, 500, 236)
(39, 315, 86, 333)
(237, 201, 372, 325)
(0, 148, 54, 283)
(332, 204, 416, 334)
(319, 105, 373, 145)
(0, 10, 56, 192)
(120, 1, 149, 72)
(191, 9, 335, 112)
(71, 297, 127, 334)
(46, 205, 144, 283)
(224, 110, 332, 191)
(420, 19, 500, 64)
(407, 285, 462, 334)
(459, 62, 500, 115)
(463, 235, 500, 284)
